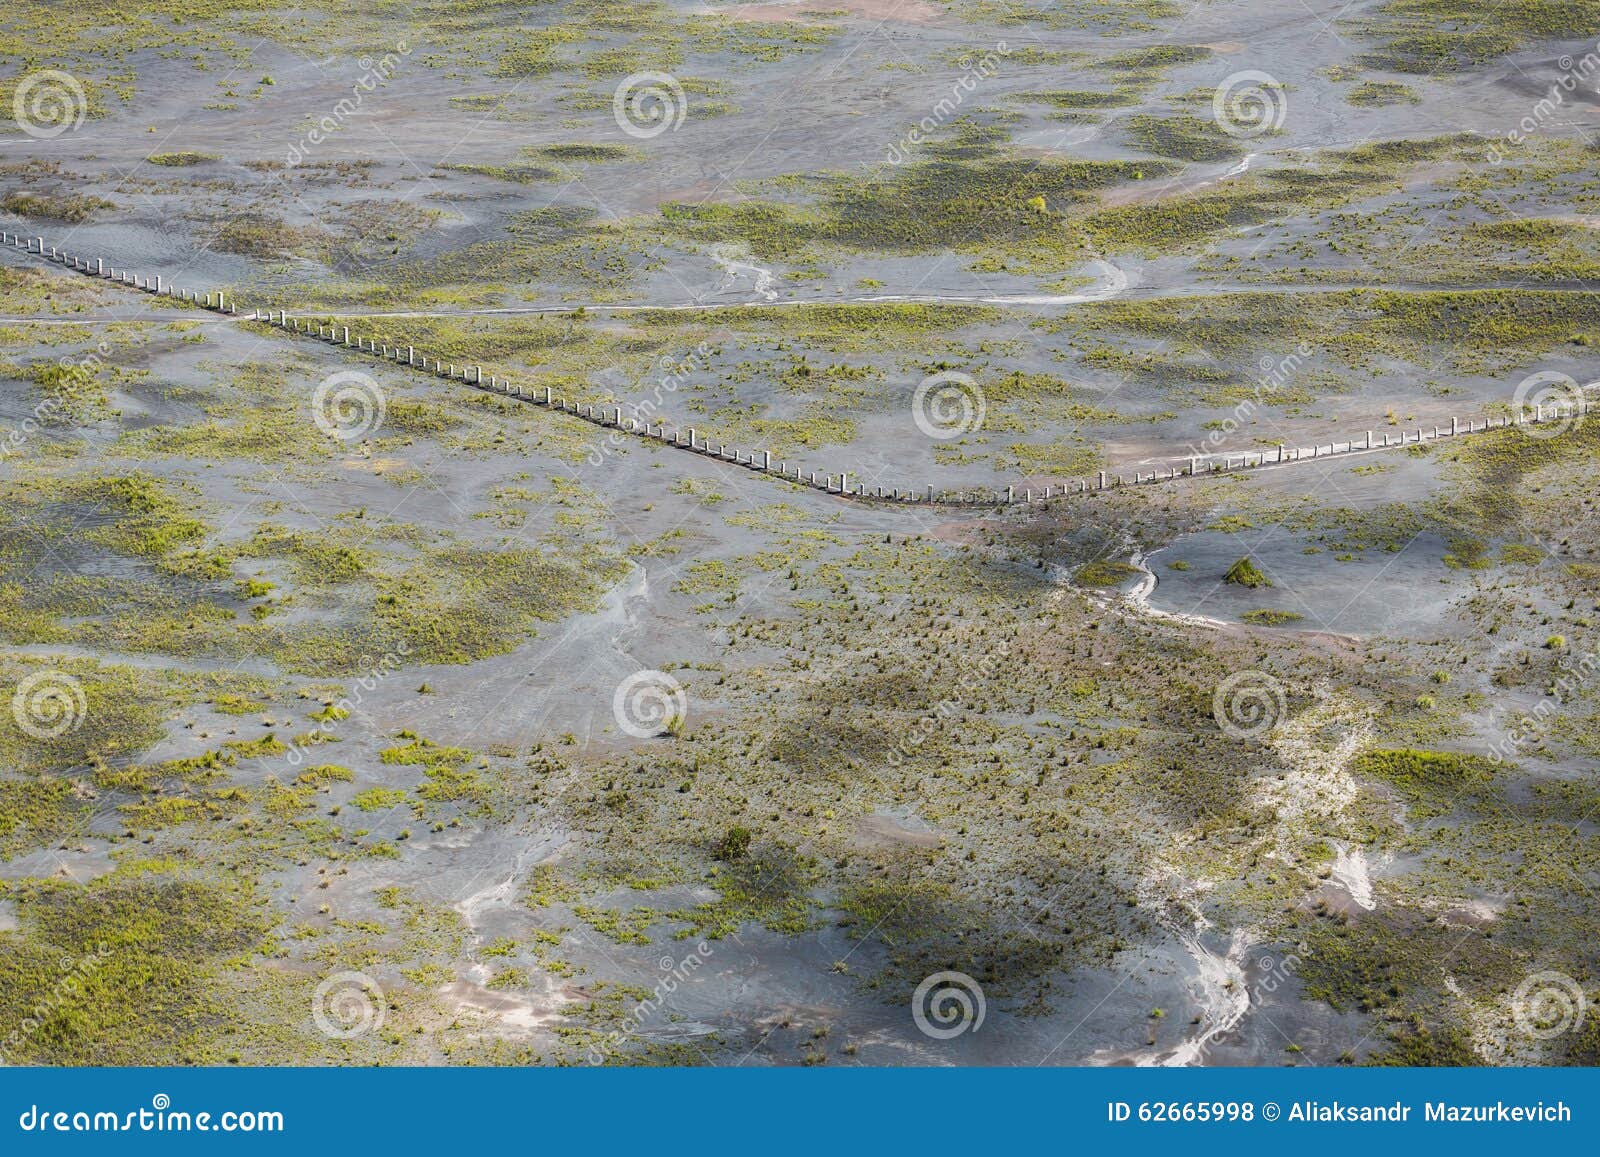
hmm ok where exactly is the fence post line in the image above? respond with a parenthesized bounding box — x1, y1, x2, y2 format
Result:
(58, 232, 1583, 504)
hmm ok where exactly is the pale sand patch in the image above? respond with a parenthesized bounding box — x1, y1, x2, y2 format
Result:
(1117, 696, 1374, 1066)
(854, 812, 942, 848)
(439, 978, 575, 1034)
(717, 0, 939, 25)
(1095, 154, 1257, 209)
(343, 455, 408, 473)
(1141, 927, 1254, 1067)
(1443, 973, 1541, 1064)
(1429, 896, 1505, 927)
(1329, 842, 1382, 911)
(1260, 696, 1374, 859)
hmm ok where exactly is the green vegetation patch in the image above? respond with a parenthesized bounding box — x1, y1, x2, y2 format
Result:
(0, 778, 78, 863)
(1016, 89, 1136, 110)
(536, 143, 634, 162)
(1345, 81, 1421, 107)
(29, 361, 112, 425)
(963, 0, 1185, 34)
(1077, 134, 1475, 256)
(0, 864, 273, 1064)
(0, 657, 178, 782)
(1239, 608, 1303, 626)
(1064, 285, 1600, 377)
(145, 152, 219, 166)
(1073, 560, 1141, 587)
(1352, 0, 1600, 74)
(0, 191, 115, 222)
(1293, 913, 1489, 1065)
(660, 123, 1170, 261)
(1125, 114, 1243, 162)
(1352, 748, 1498, 817)
(1223, 557, 1271, 588)
(439, 162, 559, 185)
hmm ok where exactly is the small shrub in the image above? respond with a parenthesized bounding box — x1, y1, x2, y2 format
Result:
(713, 826, 753, 862)
(1223, 557, 1271, 588)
